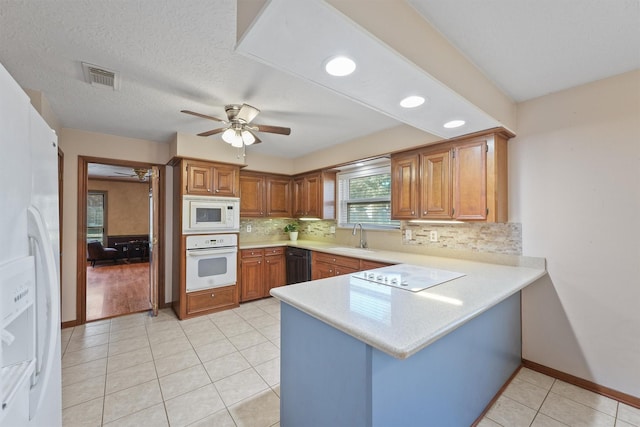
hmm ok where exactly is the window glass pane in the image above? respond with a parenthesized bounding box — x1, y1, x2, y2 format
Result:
(87, 192, 106, 245)
(87, 193, 104, 227)
(347, 201, 395, 225)
(337, 163, 399, 229)
(348, 174, 391, 199)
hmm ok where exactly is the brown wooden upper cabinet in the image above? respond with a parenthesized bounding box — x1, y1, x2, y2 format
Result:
(185, 159, 238, 197)
(292, 171, 336, 219)
(239, 172, 292, 218)
(391, 129, 512, 222)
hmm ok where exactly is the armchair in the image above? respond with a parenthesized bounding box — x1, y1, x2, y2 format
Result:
(87, 241, 119, 267)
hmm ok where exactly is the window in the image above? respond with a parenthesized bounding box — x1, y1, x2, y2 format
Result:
(337, 164, 399, 229)
(87, 191, 107, 244)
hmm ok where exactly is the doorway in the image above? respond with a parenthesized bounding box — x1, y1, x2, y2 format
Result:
(77, 156, 164, 324)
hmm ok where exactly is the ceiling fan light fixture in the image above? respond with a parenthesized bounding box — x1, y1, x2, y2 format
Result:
(325, 56, 356, 76)
(241, 130, 256, 145)
(400, 95, 426, 108)
(444, 120, 466, 129)
(222, 128, 238, 144)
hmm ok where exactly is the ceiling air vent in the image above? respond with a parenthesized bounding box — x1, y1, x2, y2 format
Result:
(81, 62, 120, 90)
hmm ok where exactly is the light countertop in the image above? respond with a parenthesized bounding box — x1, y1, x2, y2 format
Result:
(262, 240, 546, 359)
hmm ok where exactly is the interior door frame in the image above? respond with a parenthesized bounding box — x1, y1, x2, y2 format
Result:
(76, 155, 165, 325)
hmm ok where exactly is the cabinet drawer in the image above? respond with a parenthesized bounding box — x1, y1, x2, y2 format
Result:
(333, 266, 359, 276)
(360, 260, 392, 270)
(313, 252, 361, 270)
(264, 246, 285, 257)
(187, 286, 236, 314)
(241, 248, 264, 258)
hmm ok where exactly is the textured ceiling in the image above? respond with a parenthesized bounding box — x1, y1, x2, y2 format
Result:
(0, 0, 637, 159)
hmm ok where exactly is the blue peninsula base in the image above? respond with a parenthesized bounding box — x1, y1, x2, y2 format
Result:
(279, 292, 522, 427)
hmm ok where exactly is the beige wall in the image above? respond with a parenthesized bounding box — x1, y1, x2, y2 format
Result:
(510, 70, 640, 397)
(58, 128, 171, 323)
(88, 179, 149, 237)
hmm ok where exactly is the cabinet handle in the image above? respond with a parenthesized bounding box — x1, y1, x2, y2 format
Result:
(207, 188, 211, 192)
(424, 211, 427, 215)
(258, 261, 261, 264)
(211, 293, 215, 298)
(215, 189, 220, 193)
(266, 260, 270, 263)
(332, 258, 336, 262)
(411, 211, 415, 215)
(261, 212, 264, 215)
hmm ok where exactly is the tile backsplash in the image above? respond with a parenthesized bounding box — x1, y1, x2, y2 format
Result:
(240, 218, 522, 256)
(402, 222, 522, 255)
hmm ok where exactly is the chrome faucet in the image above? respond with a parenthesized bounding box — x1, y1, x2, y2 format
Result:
(352, 223, 367, 248)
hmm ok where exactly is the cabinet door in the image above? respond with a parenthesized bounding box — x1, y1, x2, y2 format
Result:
(266, 176, 292, 217)
(240, 174, 265, 217)
(265, 254, 286, 294)
(292, 177, 306, 217)
(453, 139, 487, 220)
(187, 164, 213, 195)
(304, 174, 321, 218)
(391, 154, 419, 219)
(420, 150, 452, 219)
(214, 165, 237, 197)
(312, 261, 334, 280)
(240, 256, 264, 302)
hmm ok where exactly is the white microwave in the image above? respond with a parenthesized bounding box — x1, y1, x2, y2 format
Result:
(182, 195, 240, 233)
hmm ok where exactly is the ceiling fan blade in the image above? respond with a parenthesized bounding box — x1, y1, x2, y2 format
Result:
(237, 104, 260, 123)
(253, 124, 291, 135)
(197, 128, 227, 137)
(181, 110, 226, 122)
(247, 131, 262, 144)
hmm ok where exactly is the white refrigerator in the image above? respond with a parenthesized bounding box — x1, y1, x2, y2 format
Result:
(0, 63, 62, 426)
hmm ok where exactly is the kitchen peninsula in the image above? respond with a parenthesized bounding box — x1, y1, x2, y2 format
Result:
(269, 245, 546, 426)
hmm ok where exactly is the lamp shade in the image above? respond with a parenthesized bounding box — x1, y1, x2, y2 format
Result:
(241, 130, 255, 145)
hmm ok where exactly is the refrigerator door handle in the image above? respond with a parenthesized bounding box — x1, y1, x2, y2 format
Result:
(26, 206, 59, 419)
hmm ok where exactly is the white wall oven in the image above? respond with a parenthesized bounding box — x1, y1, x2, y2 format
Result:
(185, 234, 237, 292)
(183, 196, 240, 234)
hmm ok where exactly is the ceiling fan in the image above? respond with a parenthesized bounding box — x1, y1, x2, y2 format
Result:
(181, 103, 291, 147)
(113, 168, 150, 181)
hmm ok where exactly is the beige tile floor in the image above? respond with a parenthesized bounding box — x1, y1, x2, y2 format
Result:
(61, 298, 640, 427)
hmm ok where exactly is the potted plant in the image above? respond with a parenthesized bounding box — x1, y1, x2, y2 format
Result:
(284, 222, 299, 241)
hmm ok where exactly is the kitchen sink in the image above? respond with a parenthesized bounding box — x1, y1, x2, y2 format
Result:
(328, 247, 376, 255)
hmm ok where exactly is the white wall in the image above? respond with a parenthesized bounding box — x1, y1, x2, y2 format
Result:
(510, 70, 640, 397)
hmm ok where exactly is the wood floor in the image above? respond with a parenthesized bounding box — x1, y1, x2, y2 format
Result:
(86, 261, 151, 322)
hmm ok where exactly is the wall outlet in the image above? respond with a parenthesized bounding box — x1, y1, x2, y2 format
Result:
(330, 226, 336, 233)
(429, 230, 438, 242)
(405, 229, 412, 240)
(246, 224, 252, 233)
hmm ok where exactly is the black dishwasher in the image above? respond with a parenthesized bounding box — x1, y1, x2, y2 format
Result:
(286, 247, 311, 284)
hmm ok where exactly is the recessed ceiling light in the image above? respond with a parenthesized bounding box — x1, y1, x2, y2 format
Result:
(325, 56, 356, 77)
(444, 120, 466, 129)
(400, 96, 425, 108)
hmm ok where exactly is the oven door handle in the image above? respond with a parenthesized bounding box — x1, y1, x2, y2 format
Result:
(187, 247, 237, 257)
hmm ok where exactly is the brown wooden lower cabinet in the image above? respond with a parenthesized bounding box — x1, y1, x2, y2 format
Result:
(312, 251, 392, 280)
(360, 259, 393, 270)
(240, 247, 286, 302)
(186, 285, 237, 315)
(240, 247, 395, 301)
